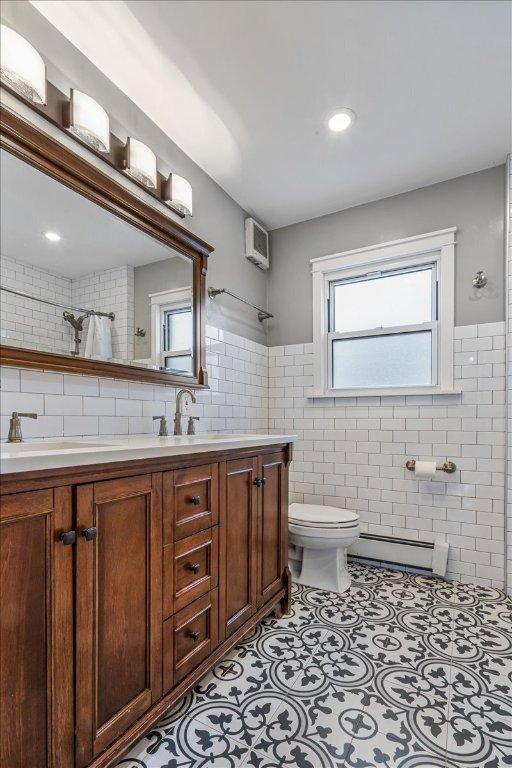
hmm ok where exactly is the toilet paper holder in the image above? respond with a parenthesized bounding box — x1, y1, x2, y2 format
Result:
(405, 459, 457, 474)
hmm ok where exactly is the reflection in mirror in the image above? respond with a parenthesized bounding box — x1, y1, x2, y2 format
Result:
(0, 149, 194, 376)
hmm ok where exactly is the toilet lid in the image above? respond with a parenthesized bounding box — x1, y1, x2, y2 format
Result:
(289, 503, 359, 528)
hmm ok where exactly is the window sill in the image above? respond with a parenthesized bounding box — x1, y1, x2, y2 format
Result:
(306, 386, 462, 399)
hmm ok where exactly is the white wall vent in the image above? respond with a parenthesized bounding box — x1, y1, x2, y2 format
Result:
(245, 218, 269, 270)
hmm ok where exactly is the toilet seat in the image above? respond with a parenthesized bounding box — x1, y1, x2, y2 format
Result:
(289, 503, 359, 529)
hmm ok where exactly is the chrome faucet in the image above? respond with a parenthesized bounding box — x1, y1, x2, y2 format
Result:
(7, 412, 38, 443)
(174, 389, 196, 436)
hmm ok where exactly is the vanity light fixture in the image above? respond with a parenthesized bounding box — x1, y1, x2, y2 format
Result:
(123, 137, 157, 189)
(44, 231, 61, 242)
(328, 108, 355, 132)
(67, 89, 110, 153)
(164, 173, 193, 217)
(0, 24, 46, 104)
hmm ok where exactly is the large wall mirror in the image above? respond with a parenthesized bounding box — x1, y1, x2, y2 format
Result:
(0, 109, 212, 387)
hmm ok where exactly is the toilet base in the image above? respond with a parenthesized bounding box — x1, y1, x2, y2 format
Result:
(295, 545, 351, 593)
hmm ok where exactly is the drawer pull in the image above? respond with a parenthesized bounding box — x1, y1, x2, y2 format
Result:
(188, 562, 201, 574)
(59, 530, 76, 545)
(188, 630, 201, 642)
(81, 526, 97, 541)
(189, 495, 201, 505)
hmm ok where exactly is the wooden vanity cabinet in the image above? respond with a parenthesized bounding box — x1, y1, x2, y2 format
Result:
(74, 474, 163, 767)
(0, 488, 74, 768)
(0, 443, 291, 768)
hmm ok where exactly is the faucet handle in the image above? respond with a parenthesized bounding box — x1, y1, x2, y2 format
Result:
(187, 415, 200, 436)
(7, 412, 38, 443)
(153, 415, 168, 437)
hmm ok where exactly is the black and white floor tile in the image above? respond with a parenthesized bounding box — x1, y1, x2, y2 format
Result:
(116, 564, 512, 768)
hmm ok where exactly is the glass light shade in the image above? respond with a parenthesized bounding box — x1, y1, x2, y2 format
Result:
(124, 137, 157, 188)
(0, 25, 46, 104)
(164, 173, 193, 216)
(68, 89, 110, 152)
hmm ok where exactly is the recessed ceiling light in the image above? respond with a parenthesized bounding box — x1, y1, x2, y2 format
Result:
(328, 108, 355, 132)
(44, 231, 61, 242)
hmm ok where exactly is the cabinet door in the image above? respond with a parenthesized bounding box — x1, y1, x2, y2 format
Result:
(257, 452, 287, 607)
(0, 488, 73, 768)
(75, 474, 162, 767)
(219, 458, 258, 640)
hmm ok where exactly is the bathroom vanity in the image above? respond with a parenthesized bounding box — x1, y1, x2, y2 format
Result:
(0, 98, 294, 768)
(0, 434, 294, 768)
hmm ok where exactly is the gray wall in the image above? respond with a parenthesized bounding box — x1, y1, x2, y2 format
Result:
(268, 166, 505, 346)
(134, 256, 192, 359)
(1, 1, 269, 344)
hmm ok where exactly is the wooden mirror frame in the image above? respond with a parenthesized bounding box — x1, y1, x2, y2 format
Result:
(0, 107, 213, 388)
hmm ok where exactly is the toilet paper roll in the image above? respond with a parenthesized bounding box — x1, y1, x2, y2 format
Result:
(414, 460, 437, 479)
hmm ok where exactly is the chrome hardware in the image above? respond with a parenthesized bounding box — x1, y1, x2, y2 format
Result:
(81, 527, 98, 541)
(59, 530, 76, 545)
(187, 415, 200, 435)
(7, 411, 38, 443)
(208, 286, 273, 322)
(63, 311, 88, 356)
(173, 389, 197, 435)
(189, 496, 201, 505)
(188, 563, 201, 574)
(153, 415, 168, 437)
(405, 459, 456, 474)
(472, 271, 488, 289)
(188, 630, 201, 641)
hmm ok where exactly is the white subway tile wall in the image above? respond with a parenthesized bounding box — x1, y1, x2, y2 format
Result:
(269, 322, 506, 589)
(0, 320, 507, 589)
(0, 256, 135, 361)
(0, 255, 73, 354)
(0, 325, 269, 443)
(507, 155, 512, 596)
(71, 265, 134, 361)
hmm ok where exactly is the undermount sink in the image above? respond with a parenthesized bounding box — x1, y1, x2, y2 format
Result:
(1, 440, 118, 453)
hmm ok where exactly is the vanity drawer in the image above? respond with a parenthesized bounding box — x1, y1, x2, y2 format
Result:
(163, 590, 219, 690)
(163, 527, 219, 616)
(163, 464, 219, 542)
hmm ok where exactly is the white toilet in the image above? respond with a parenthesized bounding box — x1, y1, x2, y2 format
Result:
(288, 503, 360, 593)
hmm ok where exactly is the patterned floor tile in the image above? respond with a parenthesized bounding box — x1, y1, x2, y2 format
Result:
(445, 661, 512, 767)
(117, 713, 249, 767)
(116, 564, 511, 768)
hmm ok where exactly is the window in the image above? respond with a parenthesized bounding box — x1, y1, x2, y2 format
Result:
(150, 287, 193, 374)
(311, 229, 455, 397)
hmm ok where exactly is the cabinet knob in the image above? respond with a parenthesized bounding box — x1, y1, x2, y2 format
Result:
(188, 630, 201, 642)
(188, 562, 201, 574)
(189, 495, 201, 505)
(253, 478, 263, 487)
(59, 530, 76, 545)
(81, 526, 97, 541)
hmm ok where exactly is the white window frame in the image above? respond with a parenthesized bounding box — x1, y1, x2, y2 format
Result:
(149, 286, 192, 370)
(310, 228, 456, 398)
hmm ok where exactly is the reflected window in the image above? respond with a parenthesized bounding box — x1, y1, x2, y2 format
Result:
(150, 287, 193, 374)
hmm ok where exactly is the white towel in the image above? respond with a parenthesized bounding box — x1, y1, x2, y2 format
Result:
(84, 315, 113, 359)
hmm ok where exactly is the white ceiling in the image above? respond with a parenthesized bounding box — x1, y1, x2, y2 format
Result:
(0, 150, 183, 277)
(31, 0, 511, 229)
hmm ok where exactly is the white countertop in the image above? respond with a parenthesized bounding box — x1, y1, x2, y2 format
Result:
(0, 433, 296, 475)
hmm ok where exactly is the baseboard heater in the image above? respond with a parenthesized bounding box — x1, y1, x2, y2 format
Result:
(348, 533, 449, 578)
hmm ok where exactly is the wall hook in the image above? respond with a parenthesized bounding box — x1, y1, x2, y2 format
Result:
(472, 271, 487, 289)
